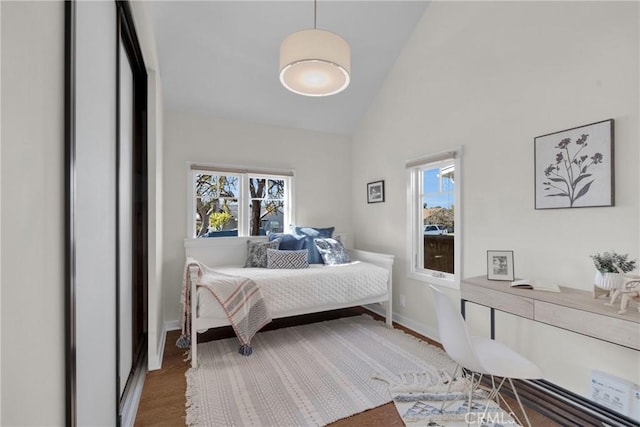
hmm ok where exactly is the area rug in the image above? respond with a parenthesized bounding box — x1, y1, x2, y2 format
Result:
(185, 314, 457, 426)
(386, 377, 519, 427)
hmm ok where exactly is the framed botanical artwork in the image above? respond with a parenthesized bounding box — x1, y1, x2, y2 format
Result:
(534, 119, 614, 209)
(487, 250, 514, 281)
(367, 180, 385, 203)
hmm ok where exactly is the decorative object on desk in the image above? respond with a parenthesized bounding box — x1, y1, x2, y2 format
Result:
(486, 250, 514, 281)
(534, 119, 614, 209)
(605, 275, 640, 314)
(367, 180, 385, 203)
(591, 251, 637, 298)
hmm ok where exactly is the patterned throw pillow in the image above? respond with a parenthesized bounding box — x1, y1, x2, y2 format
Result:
(294, 226, 335, 264)
(313, 238, 351, 265)
(244, 238, 281, 268)
(266, 249, 309, 269)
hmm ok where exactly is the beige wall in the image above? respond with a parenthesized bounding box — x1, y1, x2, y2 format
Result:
(352, 1, 639, 398)
(162, 111, 352, 324)
(1, 2, 65, 425)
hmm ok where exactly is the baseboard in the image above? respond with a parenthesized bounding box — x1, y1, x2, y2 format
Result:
(147, 325, 167, 371)
(146, 320, 180, 371)
(362, 303, 384, 316)
(165, 319, 181, 331)
(505, 379, 639, 427)
(391, 311, 440, 343)
(363, 305, 440, 343)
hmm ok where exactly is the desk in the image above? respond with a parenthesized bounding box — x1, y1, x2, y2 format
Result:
(461, 276, 640, 351)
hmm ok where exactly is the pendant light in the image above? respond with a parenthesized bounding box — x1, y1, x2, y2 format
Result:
(279, 0, 351, 97)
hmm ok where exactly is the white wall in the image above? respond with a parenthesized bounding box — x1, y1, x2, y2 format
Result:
(0, 2, 3, 421)
(352, 1, 639, 399)
(0, 2, 65, 425)
(162, 111, 352, 324)
(146, 70, 165, 370)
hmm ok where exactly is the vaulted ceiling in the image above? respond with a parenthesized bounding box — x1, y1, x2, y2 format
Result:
(148, 1, 429, 135)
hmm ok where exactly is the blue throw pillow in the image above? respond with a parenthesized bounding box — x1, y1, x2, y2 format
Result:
(293, 226, 335, 264)
(268, 232, 306, 251)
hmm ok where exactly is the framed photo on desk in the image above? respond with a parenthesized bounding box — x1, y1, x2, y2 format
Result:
(487, 250, 514, 281)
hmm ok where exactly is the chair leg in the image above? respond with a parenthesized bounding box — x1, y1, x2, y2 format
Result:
(481, 376, 507, 422)
(465, 371, 486, 426)
(439, 364, 460, 413)
(439, 366, 483, 422)
(466, 372, 475, 427)
(489, 377, 532, 427)
(508, 377, 533, 427)
(485, 375, 507, 402)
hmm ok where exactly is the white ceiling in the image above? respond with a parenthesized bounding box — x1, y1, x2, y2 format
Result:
(148, 1, 429, 136)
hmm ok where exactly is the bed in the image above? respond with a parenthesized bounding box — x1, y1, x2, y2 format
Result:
(184, 234, 394, 367)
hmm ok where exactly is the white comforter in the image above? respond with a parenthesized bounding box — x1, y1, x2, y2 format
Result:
(197, 261, 389, 319)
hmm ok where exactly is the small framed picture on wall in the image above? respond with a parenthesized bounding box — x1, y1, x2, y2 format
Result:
(367, 180, 385, 203)
(487, 250, 514, 281)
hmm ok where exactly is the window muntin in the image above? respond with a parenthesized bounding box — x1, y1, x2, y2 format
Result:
(191, 168, 291, 238)
(407, 149, 461, 288)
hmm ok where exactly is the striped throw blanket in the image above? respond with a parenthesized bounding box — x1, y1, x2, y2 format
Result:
(177, 257, 272, 356)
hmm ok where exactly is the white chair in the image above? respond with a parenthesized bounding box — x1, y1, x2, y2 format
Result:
(430, 285, 542, 426)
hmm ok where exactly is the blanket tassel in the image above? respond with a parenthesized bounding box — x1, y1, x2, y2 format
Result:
(176, 335, 191, 349)
(239, 344, 253, 356)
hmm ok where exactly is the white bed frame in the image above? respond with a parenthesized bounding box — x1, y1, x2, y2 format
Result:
(184, 234, 394, 367)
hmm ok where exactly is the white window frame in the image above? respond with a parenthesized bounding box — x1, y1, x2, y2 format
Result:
(406, 147, 462, 289)
(187, 163, 294, 239)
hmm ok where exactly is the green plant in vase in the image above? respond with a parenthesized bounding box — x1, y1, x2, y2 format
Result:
(590, 251, 637, 294)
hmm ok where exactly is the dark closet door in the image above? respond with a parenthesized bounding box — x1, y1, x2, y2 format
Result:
(117, 1, 148, 410)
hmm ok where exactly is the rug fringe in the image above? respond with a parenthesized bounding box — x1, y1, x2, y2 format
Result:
(393, 389, 488, 402)
(372, 369, 457, 391)
(403, 404, 503, 424)
(185, 368, 201, 426)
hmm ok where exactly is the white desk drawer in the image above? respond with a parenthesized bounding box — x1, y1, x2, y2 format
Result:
(461, 282, 534, 319)
(535, 301, 640, 351)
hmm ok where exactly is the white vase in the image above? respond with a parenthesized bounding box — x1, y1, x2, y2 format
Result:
(594, 271, 623, 290)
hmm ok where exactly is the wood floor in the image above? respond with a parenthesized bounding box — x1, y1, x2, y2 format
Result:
(134, 308, 559, 426)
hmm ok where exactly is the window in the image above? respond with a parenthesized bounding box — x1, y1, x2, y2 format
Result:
(189, 165, 293, 238)
(406, 148, 461, 288)
(248, 175, 286, 236)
